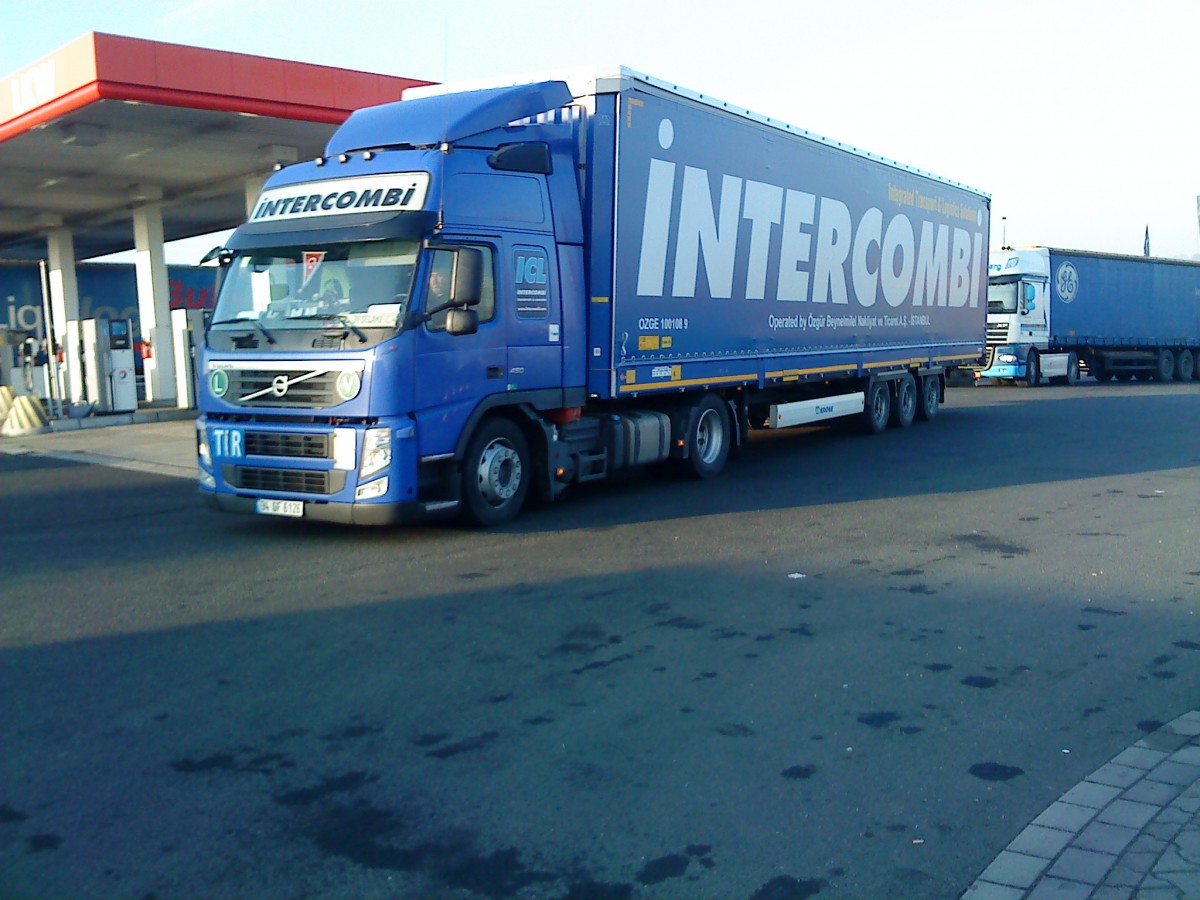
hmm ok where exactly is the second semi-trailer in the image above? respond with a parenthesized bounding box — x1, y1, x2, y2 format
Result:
(982, 247, 1200, 385)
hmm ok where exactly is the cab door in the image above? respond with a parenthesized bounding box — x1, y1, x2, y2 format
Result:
(504, 239, 562, 393)
(412, 241, 505, 456)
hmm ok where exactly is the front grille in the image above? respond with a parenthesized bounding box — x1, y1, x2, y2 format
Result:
(986, 322, 1009, 346)
(225, 466, 345, 495)
(244, 431, 330, 459)
(225, 369, 342, 409)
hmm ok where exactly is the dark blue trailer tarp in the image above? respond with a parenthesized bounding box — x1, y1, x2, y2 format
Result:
(1048, 250, 1200, 345)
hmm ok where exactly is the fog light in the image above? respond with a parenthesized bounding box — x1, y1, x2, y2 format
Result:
(355, 477, 388, 500)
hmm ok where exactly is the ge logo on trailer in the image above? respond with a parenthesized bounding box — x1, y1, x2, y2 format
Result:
(1056, 262, 1079, 304)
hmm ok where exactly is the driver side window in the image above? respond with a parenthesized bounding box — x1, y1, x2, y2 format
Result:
(425, 246, 496, 332)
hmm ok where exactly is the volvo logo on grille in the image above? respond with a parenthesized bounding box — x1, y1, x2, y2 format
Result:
(271, 374, 291, 397)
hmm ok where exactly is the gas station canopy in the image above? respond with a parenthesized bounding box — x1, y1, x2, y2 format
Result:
(0, 32, 431, 261)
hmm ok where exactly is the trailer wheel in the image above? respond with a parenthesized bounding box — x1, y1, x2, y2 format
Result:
(679, 394, 731, 479)
(1174, 349, 1194, 381)
(861, 380, 891, 434)
(1024, 350, 1040, 387)
(915, 374, 941, 421)
(889, 373, 917, 428)
(461, 418, 530, 526)
(1154, 349, 1175, 381)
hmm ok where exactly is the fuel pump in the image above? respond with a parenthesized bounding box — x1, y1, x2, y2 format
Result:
(79, 317, 137, 413)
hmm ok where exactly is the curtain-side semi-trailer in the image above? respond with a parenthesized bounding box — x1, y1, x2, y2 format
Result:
(981, 247, 1200, 385)
(196, 67, 990, 526)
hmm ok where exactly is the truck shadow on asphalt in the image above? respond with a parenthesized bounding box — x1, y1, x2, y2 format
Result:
(511, 386, 1200, 535)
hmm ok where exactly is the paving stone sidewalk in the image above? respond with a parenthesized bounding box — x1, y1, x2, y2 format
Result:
(965, 711, 1200, 899)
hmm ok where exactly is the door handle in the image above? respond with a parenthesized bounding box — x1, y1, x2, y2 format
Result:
(487, 366, 504, 379)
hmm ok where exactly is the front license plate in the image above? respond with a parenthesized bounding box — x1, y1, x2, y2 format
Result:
(256, 498, 304, 518)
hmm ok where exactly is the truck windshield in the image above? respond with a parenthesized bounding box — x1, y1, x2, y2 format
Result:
(209, 240, 419, 331)
(987, 279, 1019, 314)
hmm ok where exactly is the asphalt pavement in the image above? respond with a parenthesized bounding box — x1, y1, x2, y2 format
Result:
(3, 406, 1200, 899)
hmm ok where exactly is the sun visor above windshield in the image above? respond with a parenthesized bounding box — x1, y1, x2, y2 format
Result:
(327, 80, 574, 153)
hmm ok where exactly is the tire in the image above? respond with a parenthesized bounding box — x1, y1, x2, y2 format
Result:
(461, 418, 530, 526)
(915, 374, 941, 422)
(1051, 352, 1080, 386)
(678, 394, 731, 479)
(889, 372, 917, 428)
(861, 380, 891, 434)
(1174, 349, 1194, 381)
(1154, 349, 1175, 382)
(1024, 350, 1040, 387)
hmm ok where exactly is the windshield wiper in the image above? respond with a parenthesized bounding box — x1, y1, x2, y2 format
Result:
(208, 317, 276, 344)
(285, 313, 369, 344)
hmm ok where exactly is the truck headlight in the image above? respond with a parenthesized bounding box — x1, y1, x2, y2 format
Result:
(997, 353, 1018, 364)
(360, 427, 392, 479)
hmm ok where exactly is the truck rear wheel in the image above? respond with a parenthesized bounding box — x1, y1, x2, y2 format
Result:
(889, 373, 916, 428)
(861, 380, 891, 434)
(461, 418, 530, 526)
(678, 394, 731, 479)
(1064, 352, 1079, 385)
(1175, 349, 1194, 381)
(915, 374, 941, 421)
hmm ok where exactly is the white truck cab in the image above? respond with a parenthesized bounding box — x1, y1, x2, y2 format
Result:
(981, 248, 1077, 385)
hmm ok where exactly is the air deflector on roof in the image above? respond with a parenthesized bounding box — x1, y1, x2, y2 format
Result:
(327, 80, 574, 153)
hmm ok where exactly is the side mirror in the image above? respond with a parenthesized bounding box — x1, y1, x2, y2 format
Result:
(452, 248, 484, 308)
(1021, 283, 1037, 313)
(445, 307, 478, 336)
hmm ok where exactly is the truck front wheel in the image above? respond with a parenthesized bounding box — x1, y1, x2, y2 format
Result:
(679, 394, 731, 479)
(462, 418, 530, 526)
(1024, 350, 1040, 387)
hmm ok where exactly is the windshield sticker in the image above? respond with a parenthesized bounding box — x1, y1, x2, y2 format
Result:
(302, 251, 326, 287)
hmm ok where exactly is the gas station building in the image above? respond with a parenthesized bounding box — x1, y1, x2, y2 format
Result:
(0, 32, 429, 409)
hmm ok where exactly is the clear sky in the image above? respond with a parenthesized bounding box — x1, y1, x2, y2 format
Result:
(4, 0, 1199, 262)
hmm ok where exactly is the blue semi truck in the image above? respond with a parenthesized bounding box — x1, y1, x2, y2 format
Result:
(981, 247, 1200, 385)
(196, 67, 989, 525)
